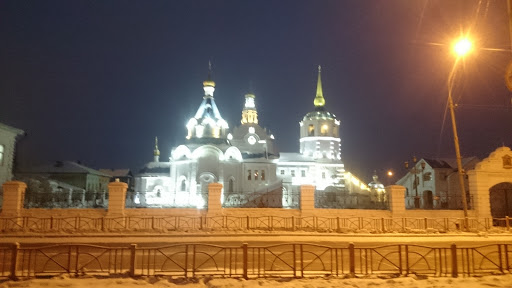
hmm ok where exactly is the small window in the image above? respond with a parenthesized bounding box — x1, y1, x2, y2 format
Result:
(247, 170, 252, 180)
(0, 144, 4, 166)
(291, 170, 295, 177)
(423, 172, 432, 181)
(181, 179, 186, 191)
(308, 125, 314, 136)
(301, 170, 306, 177)
(321, 124, 328, 135)
(280, 170, 285, 175)
(322, 172, 326, 179)
(261, 170, 265, 180)
(255, 170, 259, 180)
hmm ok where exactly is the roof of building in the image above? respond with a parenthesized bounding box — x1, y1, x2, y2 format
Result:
(422, 159, 452, 169)
(278, 152, 315, 163)
(137, 162, 171, 175)
(98, 169, 132, 178)
(21, 161, 111, 177)
(0, 122, 24, 136)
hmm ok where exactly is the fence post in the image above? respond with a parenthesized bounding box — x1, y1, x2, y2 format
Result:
(292, 216, 295, 231)
(130, 244, 137, 277)
(451, 243, 458, 278)
(506, 216, 510, 231)
(349, 243, 355, 276)
(498, 245, 504, 274)
(337, 217, 341, 233)
(242, 243, 248, 280)
(10, 242, 19, 280)
(424, 218, 428, 230)
(381, 218, 385, 232)
(246, 216, 250, 230)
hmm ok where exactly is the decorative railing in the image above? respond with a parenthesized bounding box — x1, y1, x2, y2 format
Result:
(405, 195, 473, 210)
(0, 242, 511, 280)
(223, 190, 300, 209)
(315, 191, 389, 210)
(0, 215, 498, 233)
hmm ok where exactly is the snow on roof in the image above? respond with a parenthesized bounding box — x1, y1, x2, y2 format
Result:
(99, 169, 132, 178)
(0, 121, 24, 136)
(278, 153, 315, 163)
(137, 161, 171, 175)
(22, 161, 111, 177)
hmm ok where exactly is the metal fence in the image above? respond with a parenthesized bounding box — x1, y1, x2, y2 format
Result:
(1, 242, 511, 280)
(405, 195, 473, 210)
(315, 191, 389, 210)
(0, 215, 498, 233)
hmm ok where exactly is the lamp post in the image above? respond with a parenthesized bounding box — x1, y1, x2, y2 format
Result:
(448, 37, 472, 229)
(404, 157, 426, 209)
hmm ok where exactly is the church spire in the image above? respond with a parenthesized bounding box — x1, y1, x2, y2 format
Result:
(241, 91, 258, 124)
(313, 65, 325, 108)
(153, 136, 160, 162)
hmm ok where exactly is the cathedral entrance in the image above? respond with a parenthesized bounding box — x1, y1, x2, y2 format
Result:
(489, 182, 512, 219)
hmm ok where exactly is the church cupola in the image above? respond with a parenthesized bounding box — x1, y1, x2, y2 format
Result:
(299, 65, 341, 161)
(241, 93, 258, 124)
(186, 62, 229, 141)
(153, 136, 160, 162)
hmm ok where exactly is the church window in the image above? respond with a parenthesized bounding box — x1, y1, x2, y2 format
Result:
(261, 170, 265, 180)
(247, 170, 252, 180)
(308, 125, 314, 136)
(254, 170, 259, 180)
(423, 172, 432, 181)
(280, 170, 285, 175)
(228, 179, 234, 193)
(0, 144, 3, 166)
(321, 124, 328, 135)
(291, 170, 295, 177)
(180, 179, 186, 191)
(322, 172, 326, 179)
(301, 170, 306, 177)
(503, 155, 512, 169)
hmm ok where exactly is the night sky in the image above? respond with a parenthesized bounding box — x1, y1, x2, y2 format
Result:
(1, 0, 511, 183)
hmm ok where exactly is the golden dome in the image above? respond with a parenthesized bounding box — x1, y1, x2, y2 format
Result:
(203, 80, 216, 87)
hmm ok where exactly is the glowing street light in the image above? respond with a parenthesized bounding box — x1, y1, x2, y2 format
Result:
(453, 38, 472, 57)
(447, 37, 472, 229)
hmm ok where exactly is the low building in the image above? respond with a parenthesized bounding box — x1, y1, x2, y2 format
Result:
(396, 157, 480, 209)
(0, 122, 24, 188)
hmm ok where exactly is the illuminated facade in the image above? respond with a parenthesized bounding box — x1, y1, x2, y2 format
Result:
(134, 65, 369, 208)
(0, 122, 24, 190)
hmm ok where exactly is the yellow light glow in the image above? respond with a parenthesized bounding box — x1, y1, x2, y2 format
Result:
(453, 38, 472, 57)
(387, 170, 393, 177)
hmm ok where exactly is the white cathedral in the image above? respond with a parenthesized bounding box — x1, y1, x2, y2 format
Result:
(133, 66, 372, 208)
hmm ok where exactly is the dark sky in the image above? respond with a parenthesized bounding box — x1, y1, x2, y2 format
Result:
(1, 0, 511, 182)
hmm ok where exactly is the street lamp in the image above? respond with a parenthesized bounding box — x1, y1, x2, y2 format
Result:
(404, 157, 426, 209)
(448, 37, 472, 228)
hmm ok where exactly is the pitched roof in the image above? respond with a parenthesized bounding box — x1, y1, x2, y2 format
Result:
(98, 169, 132, 178)
(0, 122, 24, 136)
(22, 161, 111, 177)
(422, 159, 452, 169)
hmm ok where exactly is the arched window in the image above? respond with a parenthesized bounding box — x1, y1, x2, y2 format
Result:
(228, 179, 234, 193)
(308, 125, 314, 136)
(180, 179, 186, 191)
(0, 144, 3, 165)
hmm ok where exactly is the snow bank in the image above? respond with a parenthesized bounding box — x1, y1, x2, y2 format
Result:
(1, 274, 512, 288)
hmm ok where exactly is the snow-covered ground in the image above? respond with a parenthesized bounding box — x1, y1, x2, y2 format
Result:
(1, 274, 512, 288)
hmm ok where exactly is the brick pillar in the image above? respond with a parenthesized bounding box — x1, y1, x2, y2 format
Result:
(207, 183, 223, 215)
(387, 185, 406, 217)
(1, 181, 27, 217)
(300, 185, 315, 216)
(467, 170, 491, 219)
(107, 179, 127, 215)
